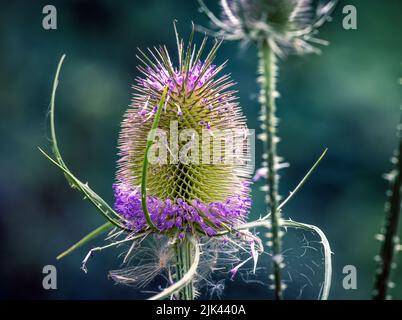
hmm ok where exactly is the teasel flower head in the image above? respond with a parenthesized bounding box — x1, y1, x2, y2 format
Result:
(197, 0, 338, 56)
(114, 26, 253, 239)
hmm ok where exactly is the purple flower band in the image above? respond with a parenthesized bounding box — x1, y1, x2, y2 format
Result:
(113, 182, 251, 236)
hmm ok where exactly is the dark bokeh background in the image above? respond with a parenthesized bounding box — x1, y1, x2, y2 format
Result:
(0, 0, 401, 299)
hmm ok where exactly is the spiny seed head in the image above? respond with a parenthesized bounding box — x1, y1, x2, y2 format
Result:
(114, 27, 252, 237)
(198, 0, 337, 56)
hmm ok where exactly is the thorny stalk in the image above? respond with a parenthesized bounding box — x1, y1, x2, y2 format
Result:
(258, 37, 283, 299)
(373, 109, 402, 300)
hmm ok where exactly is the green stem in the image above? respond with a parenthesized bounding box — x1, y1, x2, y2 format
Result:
(258, 39, 282, 299)
(175, 238, 194, 300)
(373, 111, 402, 300)
(149, 236, 199, 300)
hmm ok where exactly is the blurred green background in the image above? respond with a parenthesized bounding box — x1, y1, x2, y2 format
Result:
(0, 0, 401, 299)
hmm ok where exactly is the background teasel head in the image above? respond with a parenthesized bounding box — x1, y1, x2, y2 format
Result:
(114, 26, 253, 239)
(198, 0, 338, 56)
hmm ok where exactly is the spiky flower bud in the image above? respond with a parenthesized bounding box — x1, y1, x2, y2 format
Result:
(198, 0, 337, 56)
(114, 30, 252, 238)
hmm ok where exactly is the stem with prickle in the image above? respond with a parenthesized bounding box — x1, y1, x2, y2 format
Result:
(258, 39, 282, 299)
(373, 110, 402, 300)
(175, 238, 195, 300)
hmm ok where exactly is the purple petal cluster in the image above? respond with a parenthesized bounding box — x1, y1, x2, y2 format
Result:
(143, 61, 216, 92)
(113, 182, 251, 236)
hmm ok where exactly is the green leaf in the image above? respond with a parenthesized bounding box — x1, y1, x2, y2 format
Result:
(39, 55, 128, 231)
(261, 148, 328, 220)
(38, 147, 127, 230)
(282, 219, 333, 300)
(236, 218, 333, 300)
(57, 222, 113, 260)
